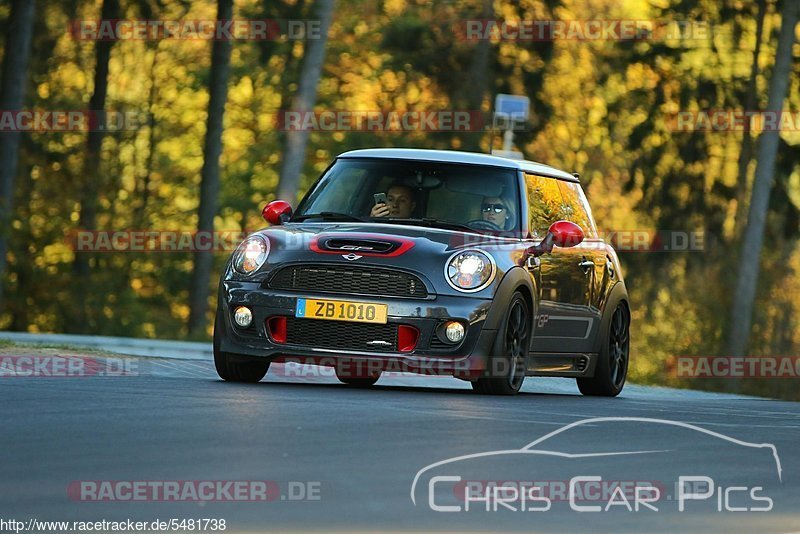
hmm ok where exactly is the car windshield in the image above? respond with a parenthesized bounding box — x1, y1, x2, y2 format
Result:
(293, 158, 522, 235)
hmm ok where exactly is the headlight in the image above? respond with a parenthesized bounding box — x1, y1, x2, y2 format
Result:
(445, 249, 495, 292)
(233, 235, 269, 274)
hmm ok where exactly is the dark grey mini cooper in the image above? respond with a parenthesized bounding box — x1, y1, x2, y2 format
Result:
(214, 149, 630, 396)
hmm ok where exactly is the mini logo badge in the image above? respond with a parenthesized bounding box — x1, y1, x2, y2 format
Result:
(343, 253, 362, 261)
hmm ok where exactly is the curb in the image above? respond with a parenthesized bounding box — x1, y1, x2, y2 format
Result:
(0, 332, 212, 361)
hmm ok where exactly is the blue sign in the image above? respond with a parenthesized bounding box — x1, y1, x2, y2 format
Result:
(494, 94, 530, 122)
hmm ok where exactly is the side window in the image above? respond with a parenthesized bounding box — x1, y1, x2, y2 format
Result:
(524, 173, 564, 238)
(556, 181, 598, 238)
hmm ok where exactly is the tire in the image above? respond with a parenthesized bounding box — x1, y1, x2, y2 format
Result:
(336, 373, 381, 387)
(334, 364, 381, 387)
(472, 292, 530, 395)
(577, 303, 630, 397)
(213, 311, 270, 383)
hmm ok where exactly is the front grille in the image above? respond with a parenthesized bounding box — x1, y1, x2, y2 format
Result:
(285, 317, 398, 352)
(268, 265, 428, 299)
(429, 335, 451, 351)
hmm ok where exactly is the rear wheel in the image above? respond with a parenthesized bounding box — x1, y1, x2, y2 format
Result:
(213, 312, 270, 383)
(577, 303, 629, 397)
(473, 293, 530, 395)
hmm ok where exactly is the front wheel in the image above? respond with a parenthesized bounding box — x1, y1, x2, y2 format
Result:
(213, 312, 270, 383)
(577, 303, 630, 397)
(473, 293, 530, 395)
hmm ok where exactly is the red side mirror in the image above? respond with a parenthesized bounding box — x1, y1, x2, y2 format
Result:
(548, 220, 584, 248)
(522, 220, 585, 262)
(262, 200, 293, 225)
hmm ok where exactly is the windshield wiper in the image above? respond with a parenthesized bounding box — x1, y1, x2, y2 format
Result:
(293, 212, 364, 222)
(379, 217, 479, 234)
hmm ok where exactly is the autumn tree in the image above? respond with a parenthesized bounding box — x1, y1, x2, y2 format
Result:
(727, 0, 800, 359)
(275, 0, 335, 203)
(0, 0, 35, 306)
(188, 0, 234, 336)
(70, 0, 120, 333)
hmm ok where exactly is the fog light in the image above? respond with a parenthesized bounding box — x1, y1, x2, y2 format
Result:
(233, 306, 253, 328)
(445, 321, 465, 343)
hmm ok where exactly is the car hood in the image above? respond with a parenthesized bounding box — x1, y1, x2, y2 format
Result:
(228, 222, 527, 297)
(260, 221, 521, 254)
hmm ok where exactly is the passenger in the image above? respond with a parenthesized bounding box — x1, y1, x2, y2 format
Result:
(481, 196, 516, 230)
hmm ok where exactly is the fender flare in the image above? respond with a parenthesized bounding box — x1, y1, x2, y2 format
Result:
(592, 280, 630, 353)
(483, 267, 538, 332)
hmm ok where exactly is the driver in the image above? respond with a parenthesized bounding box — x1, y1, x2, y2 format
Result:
(481, 196, 516, 230)
(370, 184, 417, 218)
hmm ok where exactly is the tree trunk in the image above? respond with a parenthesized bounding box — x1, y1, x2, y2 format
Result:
(0, 0, 36, 307)
(133, 47, 161, 229)
(69, 0, 120, 333)
(726, 1, 800, 363)
(187, 0, 234, 336)
(275, 0, 335, 203)
(459, 0, 492, 152)
(733, 0, 767, 239)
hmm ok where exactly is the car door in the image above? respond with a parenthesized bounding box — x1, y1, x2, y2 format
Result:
(523, 173, 598, 354)
(555, 179, 605, 348)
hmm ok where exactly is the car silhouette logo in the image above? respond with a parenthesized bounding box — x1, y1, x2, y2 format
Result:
(410, 417, 783, 506)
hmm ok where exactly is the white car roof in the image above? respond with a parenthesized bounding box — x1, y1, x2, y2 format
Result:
(338, 148, 579, 182)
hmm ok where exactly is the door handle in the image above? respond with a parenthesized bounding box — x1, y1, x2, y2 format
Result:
(606, 259, 615, 278)
(578, 260, 594, 269)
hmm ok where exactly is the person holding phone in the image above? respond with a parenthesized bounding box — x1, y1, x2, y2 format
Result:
(370, 184, 416, 218)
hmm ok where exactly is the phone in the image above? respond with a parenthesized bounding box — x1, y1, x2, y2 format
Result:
(373, 193, 387, 205)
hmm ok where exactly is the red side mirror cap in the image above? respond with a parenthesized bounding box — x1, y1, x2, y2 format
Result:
(521, 220, 585, 262)
(549, 220, 584, 248)
(262, 201, 293, 225)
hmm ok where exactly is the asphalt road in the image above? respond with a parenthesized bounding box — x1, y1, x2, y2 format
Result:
(1, 349, 799, 533)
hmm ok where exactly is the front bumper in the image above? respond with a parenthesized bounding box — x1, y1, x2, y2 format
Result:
(217, 281, 496, 379)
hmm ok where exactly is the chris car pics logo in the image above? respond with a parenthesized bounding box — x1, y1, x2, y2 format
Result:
(410, 417, 781, 513)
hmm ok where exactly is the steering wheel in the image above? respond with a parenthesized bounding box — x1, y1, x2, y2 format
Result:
(466, 219, 502, 231)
